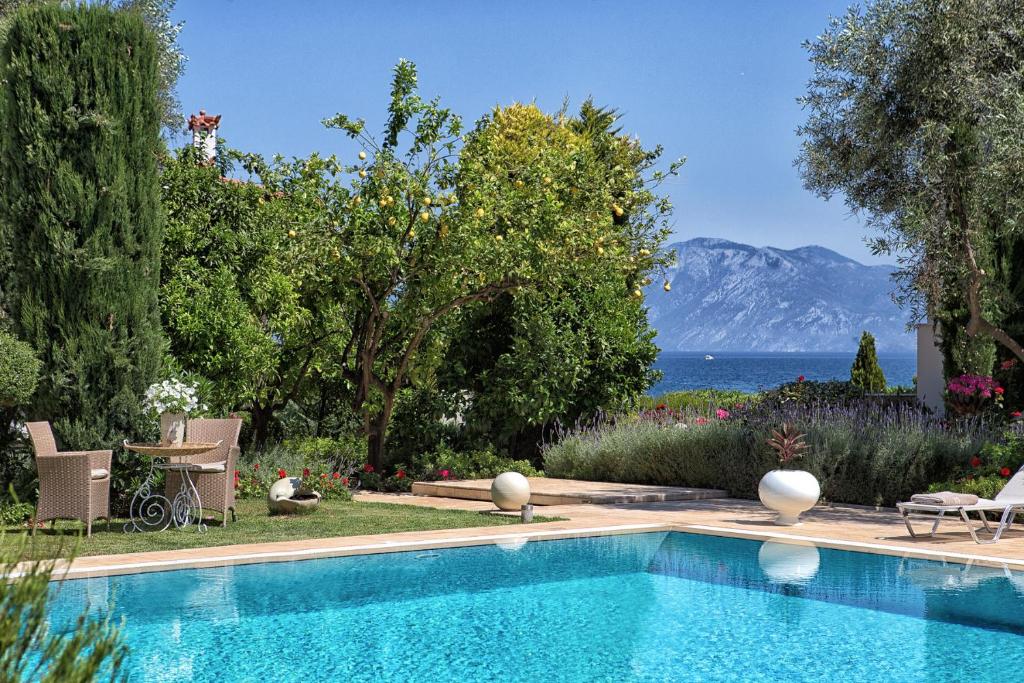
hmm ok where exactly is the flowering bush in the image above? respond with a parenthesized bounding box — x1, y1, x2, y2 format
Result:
(945, 374, 1004, 415)
(233, 462, 355, 501)
(143, 378, 204, 416)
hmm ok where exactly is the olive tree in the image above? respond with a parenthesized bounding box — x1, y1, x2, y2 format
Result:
(798, 0, 1024, 366)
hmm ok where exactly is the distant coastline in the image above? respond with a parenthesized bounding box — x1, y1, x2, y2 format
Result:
(649, 350, 916, 395)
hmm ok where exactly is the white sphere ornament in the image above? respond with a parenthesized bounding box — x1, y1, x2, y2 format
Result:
(490, 472, 531, 511)
(758, 469, 820, 526)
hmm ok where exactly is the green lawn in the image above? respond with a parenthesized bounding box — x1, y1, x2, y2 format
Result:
(1, 499, 557, 560)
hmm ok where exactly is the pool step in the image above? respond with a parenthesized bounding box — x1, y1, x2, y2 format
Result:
(410, 477, 728, 506)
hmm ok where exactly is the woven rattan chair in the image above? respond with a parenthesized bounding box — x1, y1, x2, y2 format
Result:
(26, 422, 111, 536)
(164, 418, 242, 527)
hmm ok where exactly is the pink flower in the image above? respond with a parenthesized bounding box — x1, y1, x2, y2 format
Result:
(440, 469, 450, 479)
(995, 387, 1005, 395)
(695, 417, 708, 425)
(797, 375, 806, 383)
(1001, 359, 1017, 370)
(1012, 411, 1022, 418)
(715, 408, 730, 420)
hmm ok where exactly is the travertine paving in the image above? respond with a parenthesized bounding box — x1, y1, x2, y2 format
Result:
(411, 477, 728, 505)
(36, 485, 1024, 579)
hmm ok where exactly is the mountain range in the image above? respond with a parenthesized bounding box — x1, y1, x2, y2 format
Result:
(644, 237, 914, 352)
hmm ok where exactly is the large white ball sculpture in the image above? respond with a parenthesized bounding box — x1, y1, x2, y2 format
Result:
(491, 472, 531, 511)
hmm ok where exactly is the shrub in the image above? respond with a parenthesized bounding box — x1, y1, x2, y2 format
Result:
(640, 389, 757, 413)
(412, 444, 542, 482)
(0, 333, 40, 409)
(0, 501, 33, 526)
(544, 401, 993, 506)
(850, 331, 887, 391)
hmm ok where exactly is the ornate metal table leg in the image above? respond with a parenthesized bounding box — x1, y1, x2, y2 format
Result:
(124, 459, 171, 532)
(170, 468, 206, 532)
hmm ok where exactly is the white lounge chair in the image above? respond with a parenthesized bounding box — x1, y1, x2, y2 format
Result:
(898, 466, 1024, 544)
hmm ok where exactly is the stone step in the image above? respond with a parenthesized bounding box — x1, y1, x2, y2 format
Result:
(410, 477, 728, 506)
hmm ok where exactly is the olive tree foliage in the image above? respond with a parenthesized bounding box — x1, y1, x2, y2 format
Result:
(797, 0, 1024, 367)
(255, 60, 681, 469)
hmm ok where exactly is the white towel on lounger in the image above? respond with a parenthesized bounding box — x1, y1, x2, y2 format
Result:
(909, 491, 980, 506)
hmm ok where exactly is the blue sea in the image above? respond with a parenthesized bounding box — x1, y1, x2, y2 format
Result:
(45, 532, 1024, 682)
(650, 351, 916, 395)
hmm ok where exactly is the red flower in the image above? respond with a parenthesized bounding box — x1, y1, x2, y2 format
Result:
(332, 471, 340, 479)
(341, 477, 349, 486)
(254, 463, 260, 470)
(995, 386, 1005, 395)
(320, 473, 327, 479)
(1001, 467, 1012, 477)
(797, 375, 806, 383)
(234, 470, 240, 476)
(695, 417, 708, 425)
(1013, 411, 1023, 418)
(302, 467, 310, 477)
(970, 456, 982, 468)
(655, 403, 667, 411)
(363, 463, 375, 473)
(1001, 359, 1018, 370)
(396, 469, 406, 479)
(440, 469, 450, 479)
(277, 468, 286, 478)
(715, 408, 730, 420)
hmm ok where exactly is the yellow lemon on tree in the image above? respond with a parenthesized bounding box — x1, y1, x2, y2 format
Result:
(439, 225, 449, 238)
(422, 196, 432, 206)
(353, 196, 362, 205)
(419, 211, 430, 222)
(596, 245, 605, 255)
(408, 230, 416, 239)
(543, 176, 552, 185)
(475, 207, 485, 218)
(613, 205, 624, 217)
(632, 289, 643, 299)
(495, 234, 503, 242)
(379, 199, 388, 207)
(358, 170, 367, 179)
(358, 151, 367, 160)
(663, 281, 672, 292)
(288, 229, 297, 238)
(387, 216, 397, 226)
(639, 248, 650, 256)
(514, 179, 524, 188)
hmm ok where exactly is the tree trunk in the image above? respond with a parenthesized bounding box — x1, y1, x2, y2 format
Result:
(364, 390, 397, 472)
(250, 404, 274, 449)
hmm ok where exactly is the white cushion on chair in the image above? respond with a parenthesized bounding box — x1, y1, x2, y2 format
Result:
(186, 461, 227, 474)
(90, 468, 109, 480)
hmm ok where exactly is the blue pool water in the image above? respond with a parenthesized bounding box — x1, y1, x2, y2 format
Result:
(48, 532, 1024, 682)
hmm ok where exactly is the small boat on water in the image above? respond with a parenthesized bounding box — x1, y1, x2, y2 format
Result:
(704, 354, 714, 361)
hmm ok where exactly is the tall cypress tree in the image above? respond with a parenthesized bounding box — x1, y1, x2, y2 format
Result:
(850, 331, 887, 392)
(0, 4, 164, 448)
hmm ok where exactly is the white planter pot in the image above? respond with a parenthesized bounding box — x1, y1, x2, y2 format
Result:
(758, 469, 820, 526)
(160, 412, 186, 446)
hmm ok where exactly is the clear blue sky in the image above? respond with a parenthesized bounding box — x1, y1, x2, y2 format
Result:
(172, 0, 882, 263)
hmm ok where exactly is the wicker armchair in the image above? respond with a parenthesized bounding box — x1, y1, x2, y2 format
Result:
(26, 422, 111, 536)
(164, 418, 242, 526)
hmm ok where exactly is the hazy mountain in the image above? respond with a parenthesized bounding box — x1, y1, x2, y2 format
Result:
(645, 237, 914, 352)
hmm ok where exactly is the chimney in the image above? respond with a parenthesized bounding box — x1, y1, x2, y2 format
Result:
(187, 109, 221, 163)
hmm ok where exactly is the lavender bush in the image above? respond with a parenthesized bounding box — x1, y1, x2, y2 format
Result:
(543, 400, 1000, 506)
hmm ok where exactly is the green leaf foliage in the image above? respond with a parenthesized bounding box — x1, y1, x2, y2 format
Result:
(0, 332, 39, 408)
(0, 3, 164, 449)
(850, 331, 887, 392)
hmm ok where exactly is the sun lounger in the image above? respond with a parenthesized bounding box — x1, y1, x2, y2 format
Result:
(897, 466, 1024, 544)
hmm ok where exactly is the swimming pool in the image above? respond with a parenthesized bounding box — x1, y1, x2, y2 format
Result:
(47, 531, 1024, 682)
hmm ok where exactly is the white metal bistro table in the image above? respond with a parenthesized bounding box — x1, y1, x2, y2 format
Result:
(123, 441, 222, 533)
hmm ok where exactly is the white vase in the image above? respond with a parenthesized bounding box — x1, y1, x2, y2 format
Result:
(758, 469, 820, 526)
(160, 412, 186, 446)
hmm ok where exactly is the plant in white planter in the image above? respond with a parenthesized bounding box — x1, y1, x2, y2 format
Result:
(144, 379, 204, 446)
(758, 423, 820, 526)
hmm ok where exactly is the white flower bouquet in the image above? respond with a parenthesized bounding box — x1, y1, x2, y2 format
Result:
(144, 378, 203, 416)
